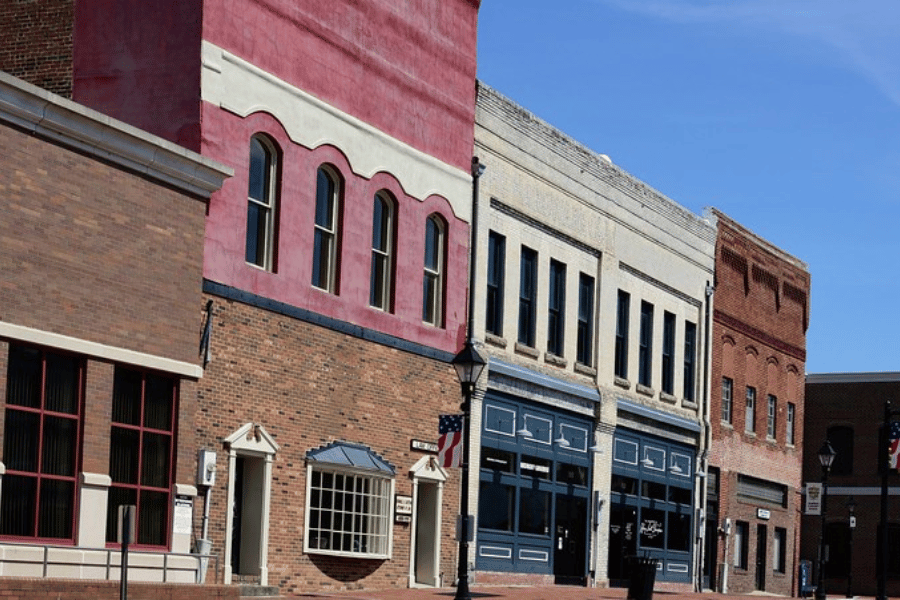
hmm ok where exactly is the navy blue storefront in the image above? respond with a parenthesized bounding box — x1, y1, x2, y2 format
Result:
(475, 390, 595, 582)
(609, 399, 700, 585)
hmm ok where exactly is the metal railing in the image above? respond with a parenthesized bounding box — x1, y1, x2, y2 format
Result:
(0, 540, 220, 584)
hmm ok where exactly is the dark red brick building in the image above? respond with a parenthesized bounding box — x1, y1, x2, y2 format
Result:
(703, 209, 810, 595)
(803, 373, 900, 598)
(0, 71, 230, 586)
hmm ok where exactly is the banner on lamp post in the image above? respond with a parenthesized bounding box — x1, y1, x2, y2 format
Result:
(805, 482, 823, 515)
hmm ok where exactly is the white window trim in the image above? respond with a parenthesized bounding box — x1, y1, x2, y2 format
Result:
(303, 464, 395, 560)
(370, 191, 395, 311)
(246, 135, 278, 271)
(423, 215, 445, 326)
(313, 165, 341, 292)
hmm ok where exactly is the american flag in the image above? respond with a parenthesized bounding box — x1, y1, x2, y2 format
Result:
(438, 414, 464, 468)
(889, 421, 900, 472)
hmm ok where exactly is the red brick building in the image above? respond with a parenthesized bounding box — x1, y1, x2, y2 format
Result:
(803, 373, 900, 598)
(0, 71, 230, 581)
(2, 0, 482, 594)
(703, 210, 810, 595)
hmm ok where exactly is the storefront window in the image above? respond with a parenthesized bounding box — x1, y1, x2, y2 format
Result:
(520, 455, 551, 479)
(668, 486, 692, 505)
(640, 507, 666, 548)
(481, 447, 515, 472)
(518, 488, 550, 535)
(642, 480, 666, 501)
(667, 512, 692, 552)
(612, 474, 638, 495)
(479, 481, 514, 531)
(557, 462, 588, 486)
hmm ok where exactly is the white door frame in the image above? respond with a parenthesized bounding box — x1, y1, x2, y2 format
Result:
(408, 456, 448, 588)
(223, 422, 279, 585)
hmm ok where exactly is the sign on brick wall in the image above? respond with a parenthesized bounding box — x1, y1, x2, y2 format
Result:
(805, 482, 822, 515)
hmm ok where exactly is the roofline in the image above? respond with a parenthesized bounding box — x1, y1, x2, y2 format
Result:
(807, 372, 900, 384)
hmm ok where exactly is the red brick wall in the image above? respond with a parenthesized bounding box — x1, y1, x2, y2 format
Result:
(0, 0, 73, 97)
(0, 121, 208, 365)
(709, 213, 810, 595)
(0, 578, 240, 600)
(196, 294, 464, 592)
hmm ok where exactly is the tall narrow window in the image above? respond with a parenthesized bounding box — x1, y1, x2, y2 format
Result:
(773, 527, 787, 573)
(245, 135, 278, 270)
(422, 214, 445, 326)
(745, 386, 756, 434)
(576, 273, 595, 366)
(767, 395, 777, 439)
(486, 231, 506, 336)
(661, 311, 675, 394)
(721, 377, 733, 424)
(369, 191, 395, 311)
(638, 301, 653, 387)
(313, 166, 341, 292)
(683, 321, 696, 401)
(1, 345, 82, 541)
(107, 367, 176, 547)
(734, 520, 749, 569)
(614, 290, 630, 378)
(518, 247, 537, 347)
(786, 402, 796, 445)
(547, 259, 566, 356)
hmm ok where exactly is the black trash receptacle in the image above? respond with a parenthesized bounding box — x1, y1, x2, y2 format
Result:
(626, 555, 659, 600)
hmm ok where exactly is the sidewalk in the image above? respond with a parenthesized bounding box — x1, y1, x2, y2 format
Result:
(289, 584, 815, 600)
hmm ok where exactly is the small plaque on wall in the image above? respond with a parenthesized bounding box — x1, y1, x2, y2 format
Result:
(411, 439, 438, 453)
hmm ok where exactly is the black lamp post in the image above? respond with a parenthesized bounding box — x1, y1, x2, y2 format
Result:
(451, 341, 486, 600)
(816, 440, 837, 600)
(846, 497, 856, 598)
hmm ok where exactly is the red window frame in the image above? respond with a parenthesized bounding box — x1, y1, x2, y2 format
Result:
(1, 344, 84, 543)
(106, 367, 177, 549)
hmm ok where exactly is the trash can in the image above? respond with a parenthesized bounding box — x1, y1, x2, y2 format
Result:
(626, 555, 659, 600)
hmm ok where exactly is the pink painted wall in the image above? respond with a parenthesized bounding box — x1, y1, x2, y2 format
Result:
(202, 0, 480, 171)
(201, 106, 468, 352)
(72, 0, 203, 151)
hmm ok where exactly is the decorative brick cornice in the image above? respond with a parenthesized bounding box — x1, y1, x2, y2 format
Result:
(714, 309, 806, 362)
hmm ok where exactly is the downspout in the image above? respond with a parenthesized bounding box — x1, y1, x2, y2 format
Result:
(696, 280, 714, 592)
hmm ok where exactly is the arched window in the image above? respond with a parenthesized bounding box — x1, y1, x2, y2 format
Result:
(245, 135, 279, 270)
(827, 425, 854, 476)
(313, 165, 342, 292)
(370, 191, 396, 311)
(422, 214, 445, 326)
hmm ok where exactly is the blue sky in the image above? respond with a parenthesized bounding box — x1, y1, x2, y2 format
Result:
(476, 0, 900, 374)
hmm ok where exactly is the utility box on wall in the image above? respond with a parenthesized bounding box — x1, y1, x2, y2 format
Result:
(197, 449, 217, 486)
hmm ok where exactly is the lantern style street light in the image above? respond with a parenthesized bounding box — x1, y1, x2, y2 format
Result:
(816, 440, 837, 600)
(451, 340, 486, 600)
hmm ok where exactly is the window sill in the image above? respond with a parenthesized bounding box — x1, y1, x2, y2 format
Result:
(614, 376, 631, 390)
(682, 399, 699, 411)
(660, 391, 677, 404)
(305, 547, 390, 561)
(544, 353, 567, 368)
(514, 343, 540, 359)
(486, 333, 508, 349)
(636, 383, 655, 398)
(574, 363, 597, 377)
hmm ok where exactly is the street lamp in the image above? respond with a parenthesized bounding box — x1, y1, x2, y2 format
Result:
(451, 340, 486, 600)
(846, 497, 856, 598)
(816, 439, 837, 600)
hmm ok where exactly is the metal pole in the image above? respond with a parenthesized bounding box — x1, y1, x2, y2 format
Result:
(846, 499, 854, 598)
(816, 463, 829, 600)
(877, 402, 890, 600)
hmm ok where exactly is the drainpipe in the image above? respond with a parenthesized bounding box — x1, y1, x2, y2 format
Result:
(695, 281, 714, 592)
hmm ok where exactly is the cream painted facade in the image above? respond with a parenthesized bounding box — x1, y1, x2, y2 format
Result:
(469, 83, 716, 588)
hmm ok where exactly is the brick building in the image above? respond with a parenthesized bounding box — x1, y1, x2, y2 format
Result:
(704, 209, 810, 595)
(803, 373, 900, 598)
(1, 0, 481, 594)
(0, 72, 230, 580)
(471, 83, 716, 590)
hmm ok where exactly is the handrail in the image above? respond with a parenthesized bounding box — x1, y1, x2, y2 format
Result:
(0, 540, 220, 584)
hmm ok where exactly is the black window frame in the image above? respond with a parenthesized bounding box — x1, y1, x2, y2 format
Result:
(683, 321, 696, 401)
(485, 231, 506, 336)
(614, 290, 630, 378)
(518, 246, 538, 347)
(576, 273, 595, 366)
(547, 259, 566, 356)
(638, 301, 653, 387)
(661, 311, 675, 394)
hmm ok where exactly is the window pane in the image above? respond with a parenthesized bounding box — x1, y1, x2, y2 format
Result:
(315, 169, 336, 228)
(667, 511, 691, 552)
(6, 345, 41, 408)
(481, 447, 514, 472)
(38, 479, 74, 539)
(144, 374, 173, 431)
(424, 218, 439, 271)
(138, 490, 169, 546)
(642, 480, 666, 501)
(42, 416, 77, 476)
(0, 474, 36, 536)
(556, 462, 588, 486)
(45, 354, 80, 414)
(478, 481, 513, 531)
(518, 488, 550, 535)
(113, 369, 142, 426)
(3, 409, 39, 472)
(520, 455, 551, 479)
(110, 427, 140, 485)
(106, 487, 137, 543)
(248, 138, 268, 202)
(640, 507, 665, 548)
(141, 432, 171, 489)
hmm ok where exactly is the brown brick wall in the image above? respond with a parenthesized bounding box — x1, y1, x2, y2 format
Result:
(709, 214, 810, 595)
(196, 294, 464, 593)
(0, 0, 73, 97)
(0, 120, 208, 365)
(0, 578, 240, 600)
